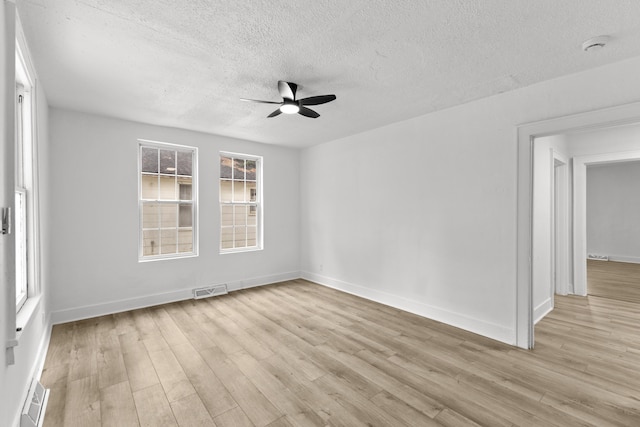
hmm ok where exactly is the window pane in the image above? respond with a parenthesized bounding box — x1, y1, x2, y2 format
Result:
(178, 229, 193, 253)
(221, 205, 233, 227)
(221, 228, 234, 249)
(234, 205, 247, 226)
(159, 175, 177, 200)
(179, 182, 192, 200)
(142, 203, 159, 229)
(247, 182, 257, 201)
(234, 226, 247, 248)
(247, 226, 257, 247)
(143, 229, 160, 256)
(141, 147, 158, 173)
(233, 158, 245, 180)
(248, 208, 257, 225)
(161, 228, 177, 254)
(220, 180, 232, 202)
(220, 156, 232, 179)
(160, 149, 176, 174)
(141, 175, 158, 199)
(177, 151, 192, 176)
(15, 191, 27, 305)
(179, 204, 192, 227)
(246, 160, 256, 181)
(160, 204, 177, 228)
(233, 181, 246, 202)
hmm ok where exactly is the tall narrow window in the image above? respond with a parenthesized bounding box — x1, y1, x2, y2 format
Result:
(15, 72, 33, 311)
(139, 140, 197, 260)
(220, 153, 262, 252)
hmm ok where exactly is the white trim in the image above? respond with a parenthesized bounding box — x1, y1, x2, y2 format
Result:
(573, 150, 640, 295)
(533, 297, 553, 325)
(517, 100, 640, 349)
(552, 151, 570, 296)
(11, 318, 51, 427)
(50, 271, 301, 324)
(302, 271, 515, 345)
(607, 256, 640, 264)
(15, 22, 43, 306)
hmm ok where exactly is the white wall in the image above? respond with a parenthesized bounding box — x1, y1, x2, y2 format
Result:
(567, 122, 640, 157)
(1, 4, 52, 425)
(301, 55, 640, 345)
(587, 160, 640, 262)
(48, 108, 300, 322)
(0, 1, 15, 421)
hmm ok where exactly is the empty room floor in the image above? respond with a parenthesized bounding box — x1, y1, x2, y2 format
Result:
(40, 279, 640, 426)
(587, 259, 640, 304)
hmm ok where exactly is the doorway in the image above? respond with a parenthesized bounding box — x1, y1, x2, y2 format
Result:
(572, 151, 640, 295)
(517, 101, 640, 349)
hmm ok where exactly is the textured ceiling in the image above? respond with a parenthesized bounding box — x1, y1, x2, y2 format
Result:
(16, 0, 640, 147)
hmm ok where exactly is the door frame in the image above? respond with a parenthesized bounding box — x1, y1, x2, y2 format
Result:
(516, 101, 640, 349)
(572, 150, 640, 295)
(552, 151, 569, 297)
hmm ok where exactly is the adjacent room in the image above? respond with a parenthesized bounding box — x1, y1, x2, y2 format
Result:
(2, 1, 640, 426)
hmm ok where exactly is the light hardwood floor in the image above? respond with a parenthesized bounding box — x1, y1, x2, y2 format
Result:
(588, 259, 640, 304)
(41, 279, 640, 426)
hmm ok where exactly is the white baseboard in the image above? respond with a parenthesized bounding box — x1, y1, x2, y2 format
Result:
(51, 271, 301, 324)
(607, 255, 640, 264)
(33, 315, 53, 381)
(534, 297, 553, 324)
(301, 271, 515, 345)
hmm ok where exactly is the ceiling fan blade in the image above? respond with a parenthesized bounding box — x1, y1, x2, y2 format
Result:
(240, 98, 282, 104)
(298, 106, 320, 118)
(267, 108, 282, 118)
(298, 94, 336, 106)
(278, 81, 297, 100)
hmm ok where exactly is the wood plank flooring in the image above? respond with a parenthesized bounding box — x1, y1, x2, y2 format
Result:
(588, 259, 640, 304)
(40, 279, 640, 426)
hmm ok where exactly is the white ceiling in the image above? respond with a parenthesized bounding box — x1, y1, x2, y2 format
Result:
(16, 0, 640, 148)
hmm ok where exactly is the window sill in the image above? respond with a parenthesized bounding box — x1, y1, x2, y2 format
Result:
(220, 247, 263, 255)
(16, 294, 43, 341)
(139, 252, 199, 263)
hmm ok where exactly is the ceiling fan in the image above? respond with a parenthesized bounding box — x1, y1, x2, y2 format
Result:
(241, 81, 336, 118)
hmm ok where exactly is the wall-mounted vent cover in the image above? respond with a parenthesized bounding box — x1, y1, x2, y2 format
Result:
(194, 284, 228, 299)
(21, 379, 49, 427)
(587, 254, 609, 261)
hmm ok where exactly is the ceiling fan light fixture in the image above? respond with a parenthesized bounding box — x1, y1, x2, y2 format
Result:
(280, 102, 300, 114)
(242, 81, 336, 119)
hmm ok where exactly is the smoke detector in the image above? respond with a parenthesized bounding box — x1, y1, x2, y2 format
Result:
(582, 35, 609, 52)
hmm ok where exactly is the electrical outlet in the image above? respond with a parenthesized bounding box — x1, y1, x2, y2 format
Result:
(319, 264, 323, 272)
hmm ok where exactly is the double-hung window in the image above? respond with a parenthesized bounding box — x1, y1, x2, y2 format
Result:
(139, 140, 197, 260)
(14, 36, 40, 313)
(220, 153, 262, 252)
(15, 84, 29, 310)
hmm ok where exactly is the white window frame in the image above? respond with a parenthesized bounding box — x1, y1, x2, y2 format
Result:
(138, 139, 198, 261)
(15, 38, 40, 313)
(219, 152, 263, 253)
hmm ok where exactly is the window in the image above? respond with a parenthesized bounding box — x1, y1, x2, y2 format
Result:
(15, 45, 38, 311)
(139, 140, 197, 260)
(220, 153, 262, 252)
(15, 85, 28, 309)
